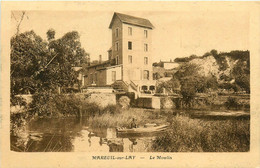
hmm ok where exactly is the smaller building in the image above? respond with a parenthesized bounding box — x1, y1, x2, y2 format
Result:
(83, 61, 122, 87)
(157, 60, 179, 70)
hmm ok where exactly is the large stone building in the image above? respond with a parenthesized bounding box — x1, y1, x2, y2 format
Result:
(83, 12, 156, 97)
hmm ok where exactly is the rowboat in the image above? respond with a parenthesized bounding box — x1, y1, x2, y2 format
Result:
(116, 124, 169, 134)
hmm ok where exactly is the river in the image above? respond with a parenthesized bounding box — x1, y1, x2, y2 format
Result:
(11, 117, 159, 152)
(11, 109, 250, 152)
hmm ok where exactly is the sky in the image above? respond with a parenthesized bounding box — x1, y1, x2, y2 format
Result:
(11, 9, 249, 62)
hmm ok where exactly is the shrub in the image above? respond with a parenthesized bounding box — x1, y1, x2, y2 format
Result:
(102, 104, 121, 115)
(29, 91, 83, 117)
(80, 102, 101, 116)
(118, 96, 130, 109)
(225, 97, 239, 110)
(152, 116, 203, 152)
(152, 115, 250, 152)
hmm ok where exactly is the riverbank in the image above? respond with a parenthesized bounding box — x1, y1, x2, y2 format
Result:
(151, 115, 250, 152)
(10, 92, 250, 152)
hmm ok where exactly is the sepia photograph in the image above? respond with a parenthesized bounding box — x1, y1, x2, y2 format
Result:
(1, 1, 260, 168)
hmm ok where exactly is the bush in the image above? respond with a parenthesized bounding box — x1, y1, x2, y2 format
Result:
(225, 97, 239, 110)
(102, 104, 121, 115)
(118, 96, 130, 109)
(81, 102, 101, 116)
(29, 91, 83, 117)
(152, 115, 250, 152)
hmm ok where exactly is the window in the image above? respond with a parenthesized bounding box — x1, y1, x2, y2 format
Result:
(141, 85, 148, 91)
(115, 42, 119, 51)
(144, 44, 148, 52)
(128, 55, 132, 64)
(143, 70, 149, 80)
(149, 86, 155, 90)
(112, 71, 116, 82)
(116, 56, 119, 65)
(95, 73, 97, 83)
(90, 74, 93, 84)
(144, 57, 148, 65)
(115, 28, 119, 37)
(128, 41, 132, 50)
(128, 27, 132, 35)
(144, 30, 148, 38)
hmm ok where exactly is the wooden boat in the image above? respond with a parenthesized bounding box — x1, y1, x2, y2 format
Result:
(116, 124, 169, 134)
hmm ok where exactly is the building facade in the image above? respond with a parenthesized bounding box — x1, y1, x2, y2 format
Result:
(84, 12, 156, 96)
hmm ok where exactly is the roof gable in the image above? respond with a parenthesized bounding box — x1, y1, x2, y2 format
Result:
(109, 12, 154, 29)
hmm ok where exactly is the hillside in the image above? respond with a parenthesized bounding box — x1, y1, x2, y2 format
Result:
(153, 50, 250, 93)
(174, 50, 250, 92)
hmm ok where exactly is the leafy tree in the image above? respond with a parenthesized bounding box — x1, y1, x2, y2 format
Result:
(172, 63, 219, 107)
(46, 28, 55, 41)
(232, 59, 250, 93)
(11, 31, 49, 95)
(11, 30, 88, 106)
(156, 76, 180, 93)
(205, 75, 218, 90)
(210, 49, 218, 57)
(173, 63, 202, 107)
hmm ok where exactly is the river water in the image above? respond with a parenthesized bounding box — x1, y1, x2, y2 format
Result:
(11, 117, 158, 152)
(11, 109, 250, 152)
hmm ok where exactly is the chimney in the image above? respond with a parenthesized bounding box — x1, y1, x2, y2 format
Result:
(99, 55, 102, 63)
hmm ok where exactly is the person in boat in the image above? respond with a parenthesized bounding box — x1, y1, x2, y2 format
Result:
(130, 118, 137, 128)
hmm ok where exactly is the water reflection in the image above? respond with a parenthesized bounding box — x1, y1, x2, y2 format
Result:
(11, 117, 156, 152)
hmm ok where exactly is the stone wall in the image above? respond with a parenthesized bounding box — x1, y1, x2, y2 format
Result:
(135, 96, 160, 109)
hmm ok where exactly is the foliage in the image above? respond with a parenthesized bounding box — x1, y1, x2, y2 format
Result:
(152, 115, 250, 152)
(29, 91, 82, 117)
(170, 63, 219, 107)
(232, 59, 250, 93)
(118, 96, 131, 109)
(173, 63, 203, 107)
(11, 31, 49, 95)
(46, 28, 55, 41)
(172, 49, 250, 96)
(10, 95, 27, 107)
(11, 30, 88, 98)
(174, 54, 198, 63)
(156, 76, 180, 93)
(225, 97, 239, 110)
(218, 82, 241, 92)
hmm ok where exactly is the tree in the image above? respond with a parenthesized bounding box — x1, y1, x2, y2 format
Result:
(11, 30, 88, 98)
(210, 49, 218, 57)
(232, 59, 250, 93)
(173, 63, 218, 107)
(46, 28, 55, 41)
(11, 31, 49, 95)
(156, 76, 181, 93)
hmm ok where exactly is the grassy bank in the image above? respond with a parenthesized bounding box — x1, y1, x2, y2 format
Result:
(88, 108, 170, 128)
(152, 115, 250, 152)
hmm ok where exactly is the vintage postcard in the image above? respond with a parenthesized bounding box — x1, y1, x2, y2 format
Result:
(1, 1, 260, 168)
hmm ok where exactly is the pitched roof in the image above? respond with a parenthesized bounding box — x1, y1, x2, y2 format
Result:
(109, 12, 154, 29)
